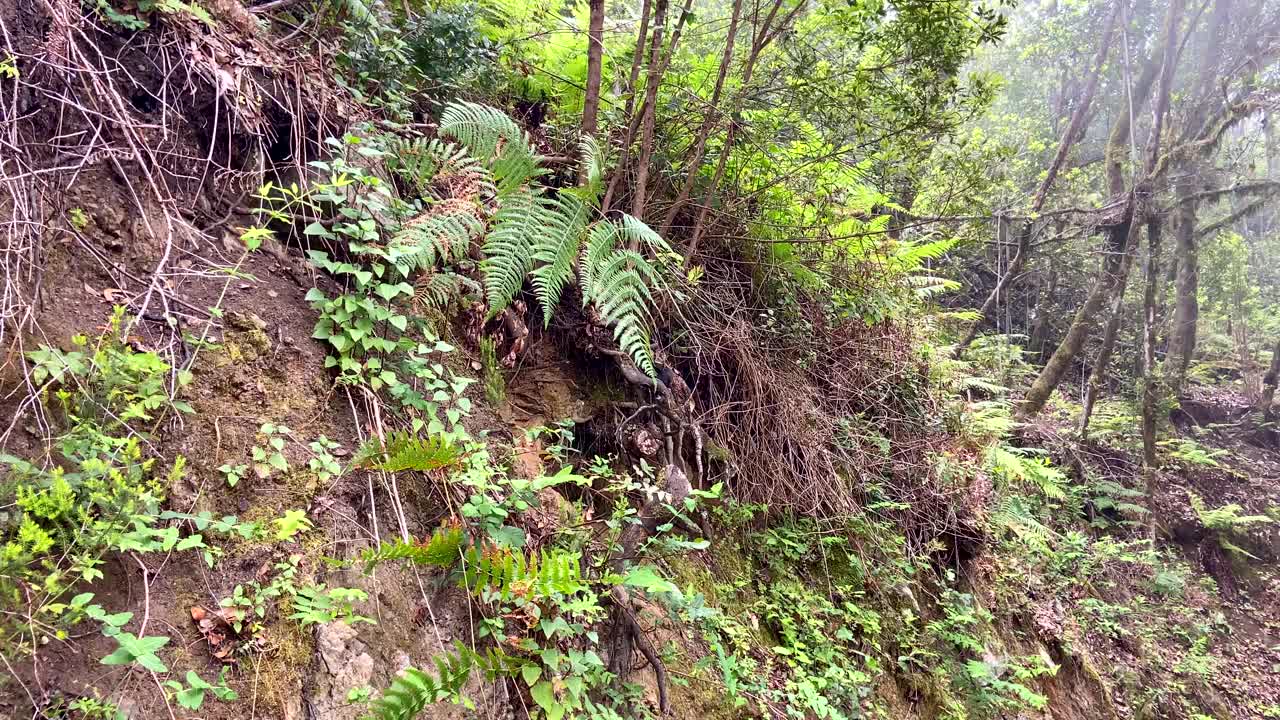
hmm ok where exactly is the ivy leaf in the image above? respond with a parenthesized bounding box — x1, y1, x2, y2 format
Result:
(530, 681, 563, 720)
(100, 633, 170, 672)
(622, 565, 679, 596)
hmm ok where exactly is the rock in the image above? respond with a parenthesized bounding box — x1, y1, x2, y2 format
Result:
(281, 687, 304, 720)
(310, 621, 376, 720)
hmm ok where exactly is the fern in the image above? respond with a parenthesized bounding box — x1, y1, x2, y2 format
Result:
(530, 193, 589, 322)
(414, 271, 480, 311)
(889, 236, 958, 272)
(987, 445, 1067, 501)
(395, 103, 674, 377)
(439, 101, 543, 193)
(616, 212, 674, 256)
(352, 432, 462, 473)
(908, 274, 961, 298)
(387, 201, 482, 274)
(365, 643, 522, 720)
(481, 187, 543, 313)
(579, 135, 607, 202)
(578, 222, 619, 303)
(384, 137, 491, 200)
(439, 101, 528, 162)
(361, 524, 467, 573)
(587, 248, 664, 376)
(491, 141, 545, 195)
(1189, 492, 1273, 558)
(990, 495, 1057, 552)
(461, 546, 587, 601)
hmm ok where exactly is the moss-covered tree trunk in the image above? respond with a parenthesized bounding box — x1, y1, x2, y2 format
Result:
(1021, 210, 1138, 417)
(1078, 224, 1140, 437)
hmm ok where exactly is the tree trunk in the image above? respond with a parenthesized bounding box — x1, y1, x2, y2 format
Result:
(581, 0, 606, 140)
(954, 1, 1120, 357)
(1260, 338, 1280, 447)
(1021, 0, 1182, 419)
(604, 0, 693, 217)
(1139, 214, 1164, 471)
(659, 0, 743, 236)
(686, 0, 804, 256)
(1164, 183, 1199, 392)
(1139, 0, 1184, 538)
(1020, 208, 1139, 417)
(629, 0, 669, 222)
(599, 0, 652, 212)
(1029, 266, 1057, 361)
(1078, 222, 1142, 437)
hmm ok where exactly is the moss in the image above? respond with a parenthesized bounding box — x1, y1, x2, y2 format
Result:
(255, 620, 315, 714)
(705, 440, 733, 464)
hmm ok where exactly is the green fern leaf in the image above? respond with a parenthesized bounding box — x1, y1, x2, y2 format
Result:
(365, 643, 522, 720)
(353, 432, 462, 473)
(615, 213, 675, 256)
(481, 187, 544, 313)
(491, 142, 544, 196)
(890, 237, 957, 273)
(414, 271, 481, 311)
(530, 193, 589, 323)
(360, 525, 466, 573)
(384, 137, 491, 200)
(578, 222, 619, 306)
(387, 202, 482, 274)
(439, 101, 527, 160)
(439, 101, 543, 193)
(579, 135, 607, 202)
(577, 226, 666, 377)
(461, 546, 587, 601)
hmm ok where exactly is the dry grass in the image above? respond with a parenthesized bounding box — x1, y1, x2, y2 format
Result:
(673, 259, 949, 522)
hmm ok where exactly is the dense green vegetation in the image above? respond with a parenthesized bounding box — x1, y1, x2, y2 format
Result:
(1, 0, 1279, 717)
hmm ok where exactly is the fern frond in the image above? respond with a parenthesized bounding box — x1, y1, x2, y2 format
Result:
(384, 137, 491, 201)
(987, 445, 1067, 500)
(491, 142, 545, 196)
(958, 376, 1008, 395)
(461, 546, 587, 601)
(361, 524, 466, 573)
(388, 200, 483, 273)
(616, 213, 675, 257)
(481, 187, 543, 313)
(353, 432, 462, 473)
(365, 643, 522, 720)
(908, 274, 960, 298)
(589, 250, 661, 377)
(439, 101, 528, 161)
(414, 271, 481, 311)
(439, 101, 543, 193)
(990, 495, 1058, 551)
(890, 237, 958, 272)
(579, 135, 607, 202)
(578, 222, 620, 305)
(530, 193, 589, 323)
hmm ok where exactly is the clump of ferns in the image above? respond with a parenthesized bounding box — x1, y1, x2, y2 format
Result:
(383, 101, 680, 377)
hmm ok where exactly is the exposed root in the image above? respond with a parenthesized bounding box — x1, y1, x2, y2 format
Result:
(603, 463, 691, 715)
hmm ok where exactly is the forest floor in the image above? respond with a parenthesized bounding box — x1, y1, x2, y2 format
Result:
(2, 6, 1279, 720)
